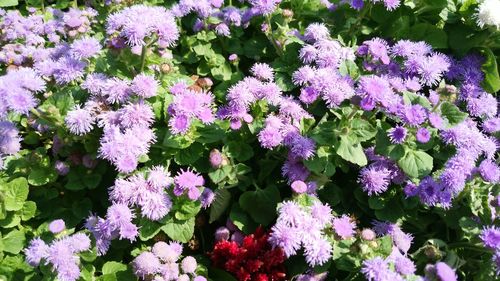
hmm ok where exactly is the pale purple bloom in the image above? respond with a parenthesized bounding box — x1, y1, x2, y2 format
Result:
(49, 219, 66, 234)
(215, 227, 230, 242)
(251, 63, 274, 81)
(65, 105, 94, 135)
(358, 166, 391, 195)
(24, 238, 49, 266)
(180, 256, 197, 274)
(332, 215, 356, 239)
(361, 229, 376, 241)
(416, 127, 431, 143)
(70, 37, 101, 59)
(132, 251, 161, 278)
(131, 74, 158, 98)
(480, 226, 500, 249)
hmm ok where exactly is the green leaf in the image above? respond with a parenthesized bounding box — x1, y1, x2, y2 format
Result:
(102, 262, 127, 275)
(21, 201, 36, 221)
(209, 268, 238, 281)
(28, 167, 57, 186)
(161, 217, 195, 243)
(209, 189, 231, 223)
(139, 218, 162, 241)
(174, 142, 204, 165)
(229, 203, 257, 234)
(402, 91, 432, 109)
(397, 149, 433, 178)
(351, 118, 377, 142)
(409, 23, 448, 49)
(208, 169, 227, 184)
(0, 0, 18, 7)
(478, 47, 500, 93)
(440, 102, 468, 126)
(336, 136, 367, 166)
(239, 186, 280, 226)
(175, 200, 202, 220)
(4, 178, 29, 211)
(195, 124, 226, 144)
(2, 229, 25, 254)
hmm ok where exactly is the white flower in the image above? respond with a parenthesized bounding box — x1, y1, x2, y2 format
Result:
(476, 0, 500, 29)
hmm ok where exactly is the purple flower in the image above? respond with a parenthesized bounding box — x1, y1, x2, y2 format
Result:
(70, 37, 101, 59)
(388, 126, 407, 144)
(426, 262, 457, 281)
(291, 180, 308, 194)
(49, 219, 66, 234)
(180, 256, 197, 274)
(304, 23, 330, 43)
(310, 202, 333, 227)
(361, 229, 376, 241)
(215, 227, 230, 242)
(132, 251, 161, 278)
(332, 215, 356, 239)
(131, 74, 158, 98)
(358, 166, 391, 195)
(174, 169, 204, 199)
(24, 238, 49, 266)
(152, 241, 182, 263)
(65, 105, 95, 135)
(200, 187, 216, 208)
(416, 127, 431, 143)
(480, 226, 500, 249)
(303, 237, 332, 266)
(402, 104, 427, 126)
(361, 257, 391, 281)
(250, 63, 274, 81)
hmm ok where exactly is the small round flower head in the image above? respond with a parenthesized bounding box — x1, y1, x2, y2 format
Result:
(291, 180, 308, 193)
(332, 215, 356, 239)
(478, 159, 500, 183)
(65, 105, 94, 135)
(147, 166, 172, 190)
(193, 276, 207, 281)
(303, 237, 332, 266)
(152, 241, 176, 262)
(310, 202, 333, 227)
(180, 256, 197, 274)
(132, 251, 161, 278)
(304, 23, 330, 43)
(480, 226, 500, 249)
(250, 63, 274, 81)
(434, 262, 457, 281)
(177, 275, 190, 281)
(209, 149, 224, 169)
(416, 127, 431, 143)
(131, 74, 158, 98)
(200, 187, 216, 208)
(361, 229, 376, 241)
(55, 161, 70, 176)
(388, 126, 407, 144)
(228, 54, 238, 61)
(70, 37, 101, 59)
(215, 227, 230, 241)
(361, 257, 391, 281)
(394, 254, 416, 275)
(48, 219, 66, 234)
(269, 221, 302, 257)
(358, 166, 391, 196)
(476, 0, 500, 29)
(162, 262, 179, 280)
(24, 238, 49, 266)
(68, 233, 91, 253)
(174, 169, 204, 194)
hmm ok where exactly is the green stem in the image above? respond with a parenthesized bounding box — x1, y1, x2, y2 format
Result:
(265, 15, 283, 56)
(139, 45, 147, 73)
(73, 0, 78, 8)
(41, 0, 45, 13)
(228, 0, 232, 6)
(198, 228, 206, 253)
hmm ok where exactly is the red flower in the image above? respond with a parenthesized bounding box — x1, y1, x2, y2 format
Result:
(209, 227, 287, 281)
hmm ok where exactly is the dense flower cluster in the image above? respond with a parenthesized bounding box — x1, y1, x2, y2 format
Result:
(269, 199, 339, 266)
(24, 227, 91, 281)
(480, 226, 500, 275)
(132, 241, 206, 280)
(210, 226, 287, 281)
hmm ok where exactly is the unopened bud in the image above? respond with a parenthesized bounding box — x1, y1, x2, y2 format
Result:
(360, 229, 376, 241)
(283, 9, 293, 18)
(160, 63, 171, 74)
(197, 77, 213, 89)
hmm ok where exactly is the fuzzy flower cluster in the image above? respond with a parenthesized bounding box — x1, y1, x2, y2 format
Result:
(65, 73, 160, 173)
(210, 226, 287, 281)
(170, 0, 258, 37)
(0, 121, 22, 167)
(0, 67, 45, 116)
(106, 5, 179, 50)
(132, 241, 206, 281)
(269, 200, 348, 267)
(167, 81, 216, 135)
(319, 0, 400, 11)
(404, 119, 498, 208)
(480, 226, 500, 275)
(358, 147, 407, 196)
(24, 230, 91, 281)
(85, 203, 138, 255)
(362, 258, 457, 281)
(292, 23, 356, 108)
(109, 166, 214, 221)
(219, 62, 315, 187)
(109, 166, 174, 221)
